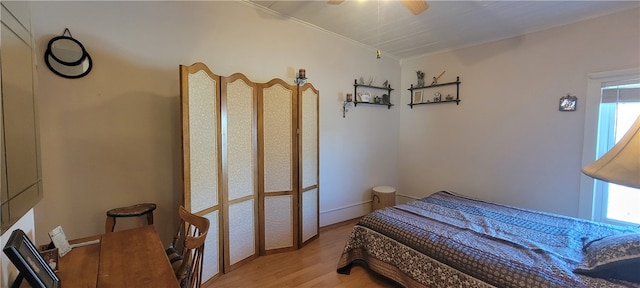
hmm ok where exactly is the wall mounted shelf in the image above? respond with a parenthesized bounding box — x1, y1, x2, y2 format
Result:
(353, 79, 394, 109)
(408, 76, 461, 108)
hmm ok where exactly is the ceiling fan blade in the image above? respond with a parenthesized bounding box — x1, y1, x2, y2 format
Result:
(401, 0, 429, 15)
(327, 0, 344, 5)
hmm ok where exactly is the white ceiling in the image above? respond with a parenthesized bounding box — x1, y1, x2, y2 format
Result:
(248, 1, 640, 59)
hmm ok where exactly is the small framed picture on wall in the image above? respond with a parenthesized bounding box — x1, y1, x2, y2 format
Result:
(559, 94, 577, 111)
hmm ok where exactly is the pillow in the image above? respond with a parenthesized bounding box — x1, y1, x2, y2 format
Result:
(574, 233, 640, 283)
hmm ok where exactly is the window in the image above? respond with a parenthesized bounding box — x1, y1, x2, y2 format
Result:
(579, 68, 640, 226)
(594, 81, 640, 225)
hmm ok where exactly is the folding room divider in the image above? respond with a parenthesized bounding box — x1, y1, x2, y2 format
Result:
(179, 63, 319, 284)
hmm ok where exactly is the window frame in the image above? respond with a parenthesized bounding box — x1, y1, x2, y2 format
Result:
(579, 68, 640, 224)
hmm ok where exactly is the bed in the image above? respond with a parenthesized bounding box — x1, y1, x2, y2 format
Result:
(337, 191, 640, 287)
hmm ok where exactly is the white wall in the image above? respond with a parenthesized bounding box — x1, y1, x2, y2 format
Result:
(29, 1, 400, 245)
(398, 8, 640, 217)
(26, 1, 638, 250)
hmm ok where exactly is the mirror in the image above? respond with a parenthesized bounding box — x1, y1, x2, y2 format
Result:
(48, 36, 86, 65)
(44, 35, 92, 79)
(45, 52, 92, 79)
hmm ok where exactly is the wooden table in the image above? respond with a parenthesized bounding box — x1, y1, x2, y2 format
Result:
(57, 225, 179, 287)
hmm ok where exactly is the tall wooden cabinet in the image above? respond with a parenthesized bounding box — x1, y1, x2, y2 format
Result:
(1, 1, 42, 233)
(180, 63, 319, 284)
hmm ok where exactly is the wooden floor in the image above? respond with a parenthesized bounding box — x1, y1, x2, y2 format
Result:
(206, 218, 400, 288)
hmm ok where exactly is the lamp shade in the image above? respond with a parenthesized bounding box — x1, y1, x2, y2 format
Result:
(582, 115, 640, 189)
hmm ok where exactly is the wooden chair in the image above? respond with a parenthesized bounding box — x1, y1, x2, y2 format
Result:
(166, 206, 210, 288)
(105, 203, 156, 233)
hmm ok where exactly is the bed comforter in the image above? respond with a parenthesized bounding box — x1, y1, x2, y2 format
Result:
(337, 191, 640, 287)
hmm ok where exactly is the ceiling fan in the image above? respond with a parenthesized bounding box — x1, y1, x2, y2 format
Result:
(328, 0, 429, 15)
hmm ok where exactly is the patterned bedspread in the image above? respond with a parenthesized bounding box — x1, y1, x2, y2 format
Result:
(337, 191, 640, 288)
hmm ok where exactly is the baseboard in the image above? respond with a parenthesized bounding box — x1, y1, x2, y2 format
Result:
(319, 199, 372, 227)
(319, 217, 361, 232)
(319, 194, 418, 227)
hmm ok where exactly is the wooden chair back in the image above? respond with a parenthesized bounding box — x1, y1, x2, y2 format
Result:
(171, 206, 210, 288)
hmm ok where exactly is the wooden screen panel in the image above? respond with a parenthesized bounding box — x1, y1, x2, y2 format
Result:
(259, 79, 298, 254)
(300, 85, 319, 189)
(262, 83, 293, 192)
(301, 188, 318, 243)
(182, 64, 221, 212)
(264, 195, 293, 250)
(227, 200, 256, 264)
(180, 62, 223, 282)
(299, 84, 319, 246)
(221, 74, 258, 271)
(201, 210, 220, 282)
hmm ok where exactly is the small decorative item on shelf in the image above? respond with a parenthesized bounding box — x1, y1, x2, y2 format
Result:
(382, 80, 389, 88)
(367, 76, 374, 86)
(432, 70, 446, 85)
(374, 96, 381, 104)
(358, 77, 365, 85)
(416, 71, 425, 87)
(413, 91, 423, 103)
(434, 92, 441, 102)
(445, 94, 453, 101)
(382, 94, 390, 104)
(360, 91, 371, 102)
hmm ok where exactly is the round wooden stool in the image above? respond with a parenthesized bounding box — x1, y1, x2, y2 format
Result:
(372, 186, 396, 211)
(105, 203, 157, 233)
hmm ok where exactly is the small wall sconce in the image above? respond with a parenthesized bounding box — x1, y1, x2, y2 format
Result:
(343, 93, 354, 118)
(295, 68, 307, 85)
